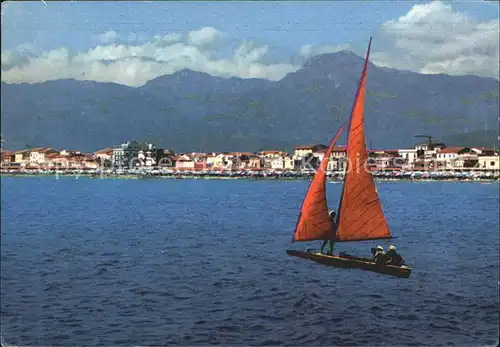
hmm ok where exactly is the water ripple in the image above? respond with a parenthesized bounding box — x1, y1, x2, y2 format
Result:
(1, 177, 499, 346)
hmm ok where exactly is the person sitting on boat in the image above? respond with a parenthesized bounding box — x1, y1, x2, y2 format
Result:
(320, 210, 337, 255)
(385, 245, 405, 266)
(372, 245, 387, 265)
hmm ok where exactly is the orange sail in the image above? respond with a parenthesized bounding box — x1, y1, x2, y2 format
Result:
(292, 122, 346, 242)
(335, 37, 392, 242)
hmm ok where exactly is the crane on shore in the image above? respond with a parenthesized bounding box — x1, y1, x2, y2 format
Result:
(414, 135, 433, 146)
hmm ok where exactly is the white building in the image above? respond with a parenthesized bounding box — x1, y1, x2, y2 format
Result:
(258, 150, 285, 169)
(398, 149, 417, 169)
(94, 148, 113, 163)
(328, 147, 347, 172)
(175, 155, 195, 170)
(284, 156, 294, 170)
(27, 148, 55, 164)
(477, 155, 500, 171)
(435, 147, 471, 170)
(471, 147, 499, 156)
(112, 141, 156, 168)
(293, 144, 328, 170)
(293, 144, 327, 160)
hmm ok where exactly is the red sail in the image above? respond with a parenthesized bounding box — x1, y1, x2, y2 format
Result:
(293, 123, 346, 242)
(335, 37, 392, 242)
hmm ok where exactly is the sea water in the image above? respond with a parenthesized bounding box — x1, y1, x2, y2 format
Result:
(1, 177, 498, 345)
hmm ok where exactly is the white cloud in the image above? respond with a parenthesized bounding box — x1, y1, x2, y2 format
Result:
(187, 26, 221, 46)
(1, 3, 498, 86)
(299, 43, 351, 58)
(153, 33, 182, 44)
(1, 51, 11, 65)
(296, 1, 498, 79)
(1, 27, 298, 86)
(127, 33, 147, 43)
(378, 1, 499, 78)
(1, 43, 39, 70)
(98, 30, 118, 44)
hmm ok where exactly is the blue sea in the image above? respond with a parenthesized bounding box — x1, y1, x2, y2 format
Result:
(1, 176, 499, 346)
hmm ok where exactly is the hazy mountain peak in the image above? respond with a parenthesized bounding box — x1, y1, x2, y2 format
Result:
(303, 50, 366, 69)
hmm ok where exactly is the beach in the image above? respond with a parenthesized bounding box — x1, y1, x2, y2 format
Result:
(1, 168, 498, 182)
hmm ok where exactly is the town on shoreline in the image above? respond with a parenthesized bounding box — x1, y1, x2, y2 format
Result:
(1, 139, 499, 181)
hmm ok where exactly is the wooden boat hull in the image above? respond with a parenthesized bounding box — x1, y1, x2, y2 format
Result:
(286, 250, 411, 278)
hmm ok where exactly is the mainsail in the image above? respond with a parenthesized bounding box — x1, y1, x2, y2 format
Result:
(335, 37, 392, 242)
(292, 122, 346, 242)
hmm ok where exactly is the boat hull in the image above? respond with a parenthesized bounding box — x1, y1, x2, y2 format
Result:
(286, 250, 411, 278)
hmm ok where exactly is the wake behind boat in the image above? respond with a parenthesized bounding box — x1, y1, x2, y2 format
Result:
(286, 37, 412, 278)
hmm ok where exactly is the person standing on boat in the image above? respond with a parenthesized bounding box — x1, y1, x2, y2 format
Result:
(385, 245, 405, 266)
(320, 210, 337, 255)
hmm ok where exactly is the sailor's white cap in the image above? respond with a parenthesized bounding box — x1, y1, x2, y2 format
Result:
(376, 245, 384, 251)
(389, 245, 396, 251)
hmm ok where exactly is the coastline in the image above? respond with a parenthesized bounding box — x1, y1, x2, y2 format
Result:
(1, 170, 498, 182)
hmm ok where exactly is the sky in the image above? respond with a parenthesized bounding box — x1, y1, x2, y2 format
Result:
(1, 0, 499, 86)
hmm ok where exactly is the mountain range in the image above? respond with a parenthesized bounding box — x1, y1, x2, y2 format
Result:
(1, 51, 499, 152)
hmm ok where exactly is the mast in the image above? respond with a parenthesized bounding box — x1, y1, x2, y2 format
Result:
(334, 37, 392, 242)
(335, 38, 373, 229)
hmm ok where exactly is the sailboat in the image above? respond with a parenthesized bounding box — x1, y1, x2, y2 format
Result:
(286, 37, 411, 279)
